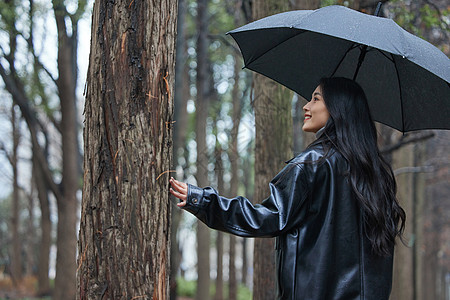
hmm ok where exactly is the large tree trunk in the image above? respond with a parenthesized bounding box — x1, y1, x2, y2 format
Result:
(251, 2, 292, 299)
(195, 0, 211, 299)
(76, 0, 177, 298)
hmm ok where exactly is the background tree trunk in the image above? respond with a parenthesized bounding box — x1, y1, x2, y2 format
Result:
(76, 0, 177, 298)
(391, 142, 415, 300)
(33, 153, 51, 296)
(52, 0, 81, 295)
(10, 104, 22, 286)
(24, 188, 36, 276)
(289, 0, 321, 151)
(195, 0, 211, 299)
(170, 0, 188, 298)
(214, 146, 225, 300)
(228, 47, 243, 300)
(251, 2, 292, 299)
(242, 148, 254, 288)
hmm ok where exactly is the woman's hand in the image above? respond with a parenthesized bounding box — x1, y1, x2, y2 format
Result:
(169, 177, 188, 207)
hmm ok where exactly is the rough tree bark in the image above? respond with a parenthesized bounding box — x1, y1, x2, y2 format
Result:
(195, 0, 211, 299)
(76, 0, 177, 298)
(252, 2, 292, 299)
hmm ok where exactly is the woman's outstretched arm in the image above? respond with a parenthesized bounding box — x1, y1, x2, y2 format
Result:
(169, 163, 311, 238)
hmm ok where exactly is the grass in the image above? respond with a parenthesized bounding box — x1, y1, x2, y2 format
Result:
(177, 277, 252, 300)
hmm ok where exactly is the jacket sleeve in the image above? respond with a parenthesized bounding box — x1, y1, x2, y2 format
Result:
(182, 163, 311, 238)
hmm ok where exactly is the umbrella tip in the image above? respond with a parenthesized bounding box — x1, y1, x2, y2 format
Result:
(374, 2, 382, 17)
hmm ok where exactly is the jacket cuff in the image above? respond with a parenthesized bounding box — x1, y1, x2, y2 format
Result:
(184, 184, 204, 215)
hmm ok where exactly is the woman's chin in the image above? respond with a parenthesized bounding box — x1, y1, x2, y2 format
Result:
(302, 125, 317, 133)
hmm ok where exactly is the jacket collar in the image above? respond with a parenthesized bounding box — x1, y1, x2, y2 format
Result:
(285, 128, 326, 164)
(315, 126, 326, 139)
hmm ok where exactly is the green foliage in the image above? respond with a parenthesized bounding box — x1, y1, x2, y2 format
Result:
(176, 277, 253, 299)
(177, 277, 196, 297)
(237, 284, 253, 300)
(387, 0, 449, 55)
(0, 0, 17, 32)
(420, 4, 450, 30)
(320, 0, 352, 8)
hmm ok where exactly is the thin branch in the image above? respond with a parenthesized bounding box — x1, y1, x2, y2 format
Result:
(394, 165, 434, 176)
(423, 0, 450, 32)
(0, 61, 62, 202)
(22, 34, 58, 85)
(0, 142, 13, 166)
(380, 132, 435, 154)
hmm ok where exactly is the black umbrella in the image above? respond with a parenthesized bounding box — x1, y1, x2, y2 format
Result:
(228, 5, 450, 132)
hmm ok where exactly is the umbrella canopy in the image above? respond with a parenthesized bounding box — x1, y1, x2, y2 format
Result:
(228, 5, 450, 132)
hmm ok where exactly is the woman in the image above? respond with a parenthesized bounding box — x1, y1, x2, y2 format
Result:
(170, 77, 405, 300)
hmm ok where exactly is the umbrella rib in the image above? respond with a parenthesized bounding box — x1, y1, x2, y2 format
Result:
(391, 52, 406, 133)
(330, 43, 359, 77)
(375, 48, 395, 63)
(244, 29, 306, 67)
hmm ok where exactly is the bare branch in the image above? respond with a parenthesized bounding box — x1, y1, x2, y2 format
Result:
(423, 0, 450, 32)
(0, 61, 62, 202)
(21, 34, 58, 85)
(380, 132, 435, 154)
(0, 142, 13, 166)
(394, 165, 434, 176)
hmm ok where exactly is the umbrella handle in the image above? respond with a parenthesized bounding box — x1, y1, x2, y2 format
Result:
(374, 2, 382, 17)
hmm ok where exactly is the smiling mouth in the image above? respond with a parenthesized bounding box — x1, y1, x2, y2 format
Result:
(304, 114, 311, 121)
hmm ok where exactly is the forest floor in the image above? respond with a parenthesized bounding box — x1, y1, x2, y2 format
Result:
(0, 276, 50, 300)
(0, 276, 195, 300)
(0, 275, 196, 300)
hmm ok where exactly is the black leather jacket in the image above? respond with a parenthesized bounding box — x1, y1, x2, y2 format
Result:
(184, 143, 393, 300)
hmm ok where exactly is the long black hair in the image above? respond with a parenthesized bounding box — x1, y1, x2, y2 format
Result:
(312, 77, 405, 256)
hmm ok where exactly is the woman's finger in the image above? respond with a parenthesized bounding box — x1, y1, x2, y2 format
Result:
(170, 178, 187, 194)
(170, 188, 187, 201)
(177, 200, 187, 208)
(170, 188, 187, 207)
(170, 178, 187, 195)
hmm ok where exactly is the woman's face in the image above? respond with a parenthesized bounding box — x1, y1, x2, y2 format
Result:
(302, 85, 330, 133)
